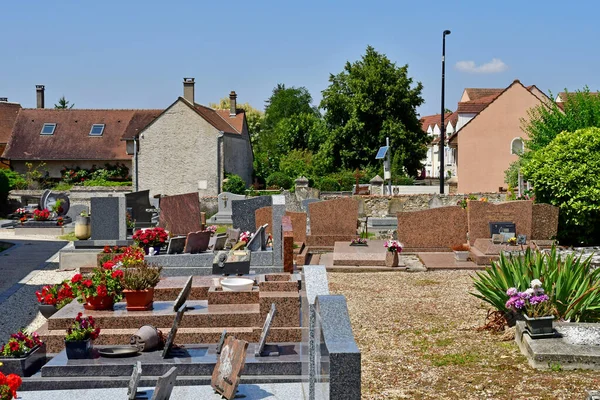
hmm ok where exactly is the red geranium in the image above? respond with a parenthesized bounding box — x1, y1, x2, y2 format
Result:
(71, 274, 82, 283)
(103, 261, 116, 270)
(111, 270, 123, 279)
(33, 208, 50, 221)
(35, 281, 75, 309)
(65, 313, 101, 342)
(133, 227, 169, 248)
(0, 372, 22, 399)
(83, 280, 93, 288)
(96, 285, 108, 297)
(1, 330, 43, 358)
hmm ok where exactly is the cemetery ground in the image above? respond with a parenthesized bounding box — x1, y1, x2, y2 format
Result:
(329, 271, 600, 400)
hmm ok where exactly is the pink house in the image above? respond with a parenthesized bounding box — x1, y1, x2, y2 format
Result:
(448, 80, 549, 193)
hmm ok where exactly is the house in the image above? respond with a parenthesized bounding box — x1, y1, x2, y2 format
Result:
(130, 78, 253, 197)
(420, 112, 458, 178)
(0, 98, 22, 168)
(448, 80, 549, 193)
(2, 85, 160, 178)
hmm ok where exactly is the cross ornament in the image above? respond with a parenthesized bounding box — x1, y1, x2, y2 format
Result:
(222, 194, 228, 208)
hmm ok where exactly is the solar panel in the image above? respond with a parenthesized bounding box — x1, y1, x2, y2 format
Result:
(375, 146, 389, 160)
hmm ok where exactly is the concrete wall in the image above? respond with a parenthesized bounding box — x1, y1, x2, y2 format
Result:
(223, 131, 253, 187)
(138, 100, 219, 198)
(11, 160, 131, 179)
(457, 83, 543, 193)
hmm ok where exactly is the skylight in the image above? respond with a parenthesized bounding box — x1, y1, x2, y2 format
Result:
(40, 123, 56, 135)
(89, 124, 105, 136)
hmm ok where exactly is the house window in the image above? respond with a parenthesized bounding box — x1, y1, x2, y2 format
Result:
(40, 123, 56, 135)
(511, 137, 524, 155)
(89, 124, 105, 136)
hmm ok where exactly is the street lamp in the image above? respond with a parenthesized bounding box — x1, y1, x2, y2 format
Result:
(439, 29, 451, 194)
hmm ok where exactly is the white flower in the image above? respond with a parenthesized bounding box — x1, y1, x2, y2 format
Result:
(525, 288, 535, 296)
(530, 279, 543, 289)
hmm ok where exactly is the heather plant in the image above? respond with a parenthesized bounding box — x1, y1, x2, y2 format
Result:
(122, 262, 163, 291)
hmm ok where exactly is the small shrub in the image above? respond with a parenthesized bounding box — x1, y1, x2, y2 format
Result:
(122, 263, 163, 291)
(0, 169, 27, 190)
(316, 177, 340, 192)
(266, 172, 292, 189)
(222, 174, 246, 194)
(393, 175, 415, 185)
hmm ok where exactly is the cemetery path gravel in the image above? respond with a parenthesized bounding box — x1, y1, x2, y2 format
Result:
(329, 271, 600, 400)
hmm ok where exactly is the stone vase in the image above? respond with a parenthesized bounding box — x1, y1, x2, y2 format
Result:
(0, 344, 46, 377)
(124, 288, 154, 311)
(39, 304, 58, 319)
(74, 216, 91, 240)
(385, 251, 399, 267)
(524, 314, 554, 335)
(65, 339, 92, 360)
(84, 294, 114, 311)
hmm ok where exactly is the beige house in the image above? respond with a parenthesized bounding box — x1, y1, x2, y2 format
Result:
(420, 113, 458, 178)
(130, 78, 253, 197)
(448, 80, 549, 193)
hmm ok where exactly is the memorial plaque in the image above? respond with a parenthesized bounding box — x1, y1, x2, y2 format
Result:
(489, 222, 516, 236)
(173, 276, 193, 312)
(127, 361, 144, 400)
(151, 366, 178, 400)
(212, 250, 251, 276)
(162, 304, 187, 358)
(211, 336, 249, 400)
(216, 330, 227, 355)
(226, 228, 241, 249)
(491, 234, 503, 244)
(166, 236, 186, 254)
(214, 233, 227, 251)
(184, 231, 211, 254)
(517, 234, 527, 245)
(255, 303, 277, 357)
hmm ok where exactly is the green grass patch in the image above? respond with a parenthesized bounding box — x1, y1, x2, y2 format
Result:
(429, 352, 478, 366)
(58, 232, 78, 241)
(548, 362, 563, 372)
(215, 225, 230, 234)
(53, 182, 74, 191)
(82, 180, 132, 187)
(434, 338, 454, 347)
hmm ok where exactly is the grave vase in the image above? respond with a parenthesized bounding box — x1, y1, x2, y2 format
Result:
(39, 304, 58, 319)
(84, 294, 114, 311)
(65, 339, 93, 359)
(524, 314, 554, 336)
(0, 344, 46, 377)
(385, 251, 399, 267)
(74, 216, 91, 240)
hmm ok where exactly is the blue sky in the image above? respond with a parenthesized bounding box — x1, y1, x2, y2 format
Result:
(2, 0, 599, 116)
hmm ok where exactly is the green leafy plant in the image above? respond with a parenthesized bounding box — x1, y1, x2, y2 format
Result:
(222, 174, 246, 194)
(316, 177, 340, 192)
(122, 262, 163, 291)
(266, 172, 292, 189)
(64, 313, 100, 342)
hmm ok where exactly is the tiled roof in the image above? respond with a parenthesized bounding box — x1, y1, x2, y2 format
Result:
(463, 88, 504, 102)
(0, 102, 22, 144)
(457, 94, 501, 113)
(192, 103, 244, 135)
(556, 91, 599, 102)
(420, 112, 457, 132)
(3, 109, 161, 161)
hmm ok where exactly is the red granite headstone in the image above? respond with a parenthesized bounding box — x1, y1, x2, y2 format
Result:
(159, 192, 202, 236)
(211, 336, 248, 399)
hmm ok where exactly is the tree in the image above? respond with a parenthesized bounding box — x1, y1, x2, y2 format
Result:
(320, 46, 427, 176)
(54, 96, 74, 109)
(522, 127, 600, 245)
(208, 98, 263, 144)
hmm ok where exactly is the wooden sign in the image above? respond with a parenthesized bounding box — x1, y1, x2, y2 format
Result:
(127, 361, 145, 400)
(173, 276, 193, 312)
(162, 304, 186, 358)
(151, 366, 178, 400)
(211, 336, 248, 399)
(216, 330, 227, 355)
(255, 303, 277, 357)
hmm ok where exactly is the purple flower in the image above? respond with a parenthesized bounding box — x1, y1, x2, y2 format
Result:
(519, 291, 531, 299)
(514, 299, 525, 309)
(506, 287, 518, 297)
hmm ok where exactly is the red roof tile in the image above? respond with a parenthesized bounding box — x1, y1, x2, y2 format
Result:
(3, 109, 161, 161)
(194, 104, 244, 135)
(420, 112, 457, 132)
(0, 102, 22, 144)
(457, 93, 501, 114)
(463, 88, 504, 102)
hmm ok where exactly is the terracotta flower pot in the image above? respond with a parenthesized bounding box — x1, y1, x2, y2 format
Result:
(124, 288, 154, 311)
(385, 251, 399, 267)
(84, 294, 114, 311)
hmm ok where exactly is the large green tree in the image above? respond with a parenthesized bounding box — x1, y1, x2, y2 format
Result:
(320, 46, 427, 176)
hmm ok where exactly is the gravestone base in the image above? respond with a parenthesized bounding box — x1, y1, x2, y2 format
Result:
(470, 238, 536, 265)
(73, 239, 133, 249)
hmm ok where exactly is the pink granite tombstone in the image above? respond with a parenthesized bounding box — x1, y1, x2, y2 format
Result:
(396, 206, 468, 250)
(467, 200, 532, 245)
(159, 192, 202, 236)
(307, 198, 358, 246)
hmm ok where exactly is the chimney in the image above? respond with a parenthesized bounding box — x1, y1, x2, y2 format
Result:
(0, 97, 7, 102)
(183, 78, 195, 103)
(36, 85, 45, 108)
(229, 91, 237, 117)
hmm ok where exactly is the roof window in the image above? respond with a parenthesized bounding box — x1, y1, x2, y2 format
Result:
(40, 123, 56, 135)
(89, 124, 105, 136)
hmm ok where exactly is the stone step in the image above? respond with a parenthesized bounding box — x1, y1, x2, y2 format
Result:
(48, 300, 261, 330)
(40, 343, 303, 378)
(38, 323, 303, 353)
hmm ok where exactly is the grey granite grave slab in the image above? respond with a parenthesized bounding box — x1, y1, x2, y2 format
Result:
(208, 192, 246, 224)
(272, 196, 285, 267)
(368, 217, 398, 228)
(91, 197, 127, 241)
(231, 196, 273, 233)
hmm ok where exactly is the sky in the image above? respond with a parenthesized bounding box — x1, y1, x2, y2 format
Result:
(2, 0, 600, 116)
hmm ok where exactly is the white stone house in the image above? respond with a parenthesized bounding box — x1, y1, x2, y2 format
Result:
(128, 78, 253, 198)
(420, 113, 457, 178)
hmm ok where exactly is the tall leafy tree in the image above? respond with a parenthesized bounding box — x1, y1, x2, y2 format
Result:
(54, 96, 74, 109)
(320, 46, 427, 176)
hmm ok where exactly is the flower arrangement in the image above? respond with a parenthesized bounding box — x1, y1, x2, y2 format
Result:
(110, 246, 145, 268)
(103, 245, 128, 254)
(505, 279, 553, 318)
(35, 281, 75, 310)
(56, 217, 64, 226)
(507, 237, 517, 246)
(14, 208, 27, 217)
(0, 371, 22, 400)
(351, 238, 368, 245)
(133, 227, 169, 248)
(70, 263, 124, 304)
(1, 330, 43, 358)
(33, 209, 50, 221)
(52, 199, 64, 214)
(384, 240, 403, 253)
(204, 225, 218, 234)
(240, 231, 253, 243)
(65, 313, 100, 342)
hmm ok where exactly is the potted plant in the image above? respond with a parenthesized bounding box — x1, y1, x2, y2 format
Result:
(35, 281, 75, 318)
(384, 240, 403, 267)
(75, 210, 91, 240)
(0, 371, 22, 399)
(133, 227, 169, 255)
(122, 261, 163, 311)
(0, 330, 45, 377)
(452, 243, 470, 261)
(32, 209, 50, 221)
(70, 263, 124, 311)
(97, 245, 129, 267)
(64, 313, 100, 359)
(505, 279, 554, 336)
(110, 246, 145, 268)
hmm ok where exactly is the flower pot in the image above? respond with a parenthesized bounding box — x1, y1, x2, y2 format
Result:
(75, 216, 91, 240)
(0, 344, 46, 377)
(385, 251, 399, 267)
(524, 314, 554, 335)
(124, 288, 154, 311)
(84, 294, 114, 311)
(65, 339, 93, 359)
(131, 325, 161, 352)
(454, 250, 470, 262)
(39, 304, 58, 319)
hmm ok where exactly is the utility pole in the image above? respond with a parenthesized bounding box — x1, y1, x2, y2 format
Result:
(440, 29, 451, 194)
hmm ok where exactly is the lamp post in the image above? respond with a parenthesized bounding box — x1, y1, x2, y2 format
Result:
(439, 29, 451, 194)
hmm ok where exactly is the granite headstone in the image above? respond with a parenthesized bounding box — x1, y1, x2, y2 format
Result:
(246, 225, 266, 252)
(45, 191, 70, 216)
(159, 192, 202, 236)
(126, 190, 153, 228)
(162, 304, 187, 358)
(184, 231, 210, 254)
(211, 336, 249, 400)
(208, 192, 246, 224)
(151, 366, 178, 400)
(231, 196, 273, 233)
(91, 197, 127, 240)
(225, 228, 240, 249)
(173, 276, 193, 312)
(166, 236, 186, 255)
(301, 198, 320, 212)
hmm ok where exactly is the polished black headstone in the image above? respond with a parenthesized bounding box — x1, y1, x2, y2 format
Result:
(126, 190, 153, 228)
